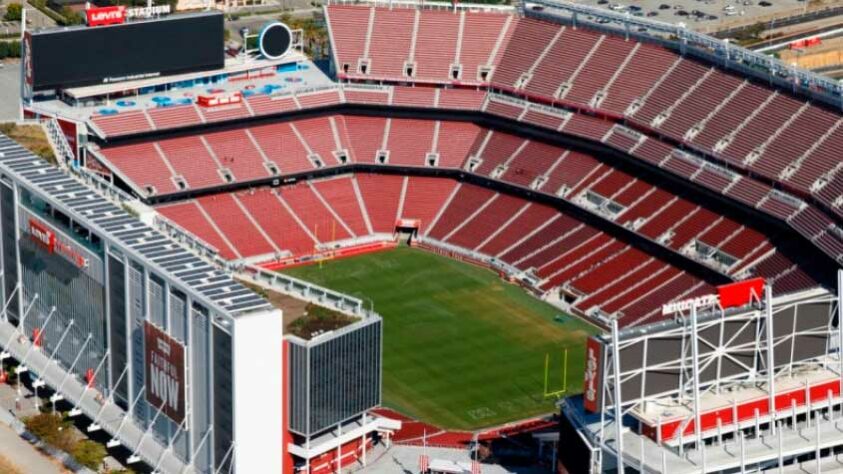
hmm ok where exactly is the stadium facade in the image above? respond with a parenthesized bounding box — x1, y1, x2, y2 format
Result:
(559, 278, 843, 473)
(14, 0, 843, 472)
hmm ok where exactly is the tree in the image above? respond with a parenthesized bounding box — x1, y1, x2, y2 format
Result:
(0, 41, 22, 60)
(23, 412, 75, 452)
(60, 7, 83, 25)
(71, 440, 107, 471)
(4, 3, 22, 22)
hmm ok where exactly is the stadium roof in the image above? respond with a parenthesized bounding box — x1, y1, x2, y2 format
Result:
(0, 133, 273, 319)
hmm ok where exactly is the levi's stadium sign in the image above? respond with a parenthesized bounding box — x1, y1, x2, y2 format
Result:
(86, 6, 125, 27)
(28, 218, 55, 252)
(583, 336, 604, 413)
(28, 218, 89, 268)
(86, 4, 170, 27)
(126, 5, 171, 19)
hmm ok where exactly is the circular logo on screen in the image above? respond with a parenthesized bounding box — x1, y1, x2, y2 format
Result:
(259, 22, 292, 60)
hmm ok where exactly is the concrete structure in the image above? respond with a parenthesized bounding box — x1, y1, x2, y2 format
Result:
(560, 279, 843, 473)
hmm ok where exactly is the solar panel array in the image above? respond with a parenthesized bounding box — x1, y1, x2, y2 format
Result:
(0, 133, 271, 317)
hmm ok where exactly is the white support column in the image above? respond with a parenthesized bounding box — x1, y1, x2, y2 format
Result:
(766, 284, 777, 435)
(69, 351, 109, 417)
(778, 421, 784, 473)
(598, 336, 609, 472)
(336, 422, 342, 474)
(153, 418, 186, 474)
(129, 399, 168, 465)
(106, 386, 145, 443)
(739, 430, 746, 474)
(183, 427, 213, 474)
(817, 413, 822, 474)
(78, 361, 127, 420)
(611, 318, 625, 474)
(214, 443, 236, 474)
(639, 433, 644, 472)
(51, 334, 92, 406)
(361, 413, 367, 466)
(0, 284, 22, 324)
(1, 291, 35, 355)
(16, 306, 56, 373)
(40, 320, 74, 373)
(690, 305, 704, 457)
(838, 270, 843, 399)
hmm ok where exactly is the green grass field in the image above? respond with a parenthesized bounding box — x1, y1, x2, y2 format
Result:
(282, 246, 599, 431)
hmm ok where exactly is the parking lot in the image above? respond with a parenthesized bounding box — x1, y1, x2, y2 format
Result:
(574, 0, 827, 31)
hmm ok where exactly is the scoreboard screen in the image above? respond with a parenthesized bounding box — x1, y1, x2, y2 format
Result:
(26, 12, 224, 91)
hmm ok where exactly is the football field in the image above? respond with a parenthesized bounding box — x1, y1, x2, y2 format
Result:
(282, 246, 599, 431)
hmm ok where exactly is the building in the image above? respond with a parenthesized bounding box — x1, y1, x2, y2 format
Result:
(559, 277, 843, 473)
(17, 1, 843, 472)
(0, 130, 285, 472)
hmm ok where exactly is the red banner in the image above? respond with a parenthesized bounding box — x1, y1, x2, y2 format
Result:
(197, 91, 242, 107)
(583, 336, 604, 413)
(28, 218, 55, 252)
(717, 277, 765, 309)
(86, 6, 125, 27)
(144, 321, 186, 425)
(57, 119, 78, 159)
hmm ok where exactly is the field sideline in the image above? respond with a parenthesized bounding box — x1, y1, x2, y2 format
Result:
(282, 245, 599, 431)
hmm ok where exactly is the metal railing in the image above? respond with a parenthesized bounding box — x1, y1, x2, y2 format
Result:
(43, 119, 73, 169)
(238, 264, 369, 318)
(524, 0, 843, 110)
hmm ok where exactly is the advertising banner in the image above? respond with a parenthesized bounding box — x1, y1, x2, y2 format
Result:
(144, 321, 187, 425)
(583, 336, 604, 413)
(717, 278, 765, 309)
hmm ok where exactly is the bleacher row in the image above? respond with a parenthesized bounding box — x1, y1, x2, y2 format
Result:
(483, 97, 843, 264)
(323, 5, 843, 249)
(91, 91, 843, 265)
(155, 174, 813, 328)
(88, 85, 487, 139)
(98, 113, 841, 270)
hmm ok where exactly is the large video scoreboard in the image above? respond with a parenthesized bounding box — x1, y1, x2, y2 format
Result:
(24, 11, 224, 91)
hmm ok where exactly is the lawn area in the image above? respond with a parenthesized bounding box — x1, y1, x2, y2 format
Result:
(0, 123, 55, 164)
(282, 246, 599, 431)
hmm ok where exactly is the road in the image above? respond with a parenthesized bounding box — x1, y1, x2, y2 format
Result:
(0, 59, 20, 121)
(225, 6, 319, 43)
(22, 1, 56, 30)
(0, 418, 68, 474)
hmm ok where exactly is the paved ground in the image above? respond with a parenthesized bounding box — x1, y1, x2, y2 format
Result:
(0, 420, 68, 474)
(0, 383, 69, 474)
(0, 59, 22, 121)
(571, 0, 840, 32)
(225, 6, 320, 44)
(360, 445, 548, 474)
(0, 375, 129, 473)
(21, 1, 57, 30)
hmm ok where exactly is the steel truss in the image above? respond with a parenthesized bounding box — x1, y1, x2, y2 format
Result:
(581, 275, 843, 473)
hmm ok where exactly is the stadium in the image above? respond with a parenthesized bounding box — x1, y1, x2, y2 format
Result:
(3, 0, 843, 472)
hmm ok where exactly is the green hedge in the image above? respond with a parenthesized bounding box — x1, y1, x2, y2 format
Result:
(0, 41, 21, 59)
